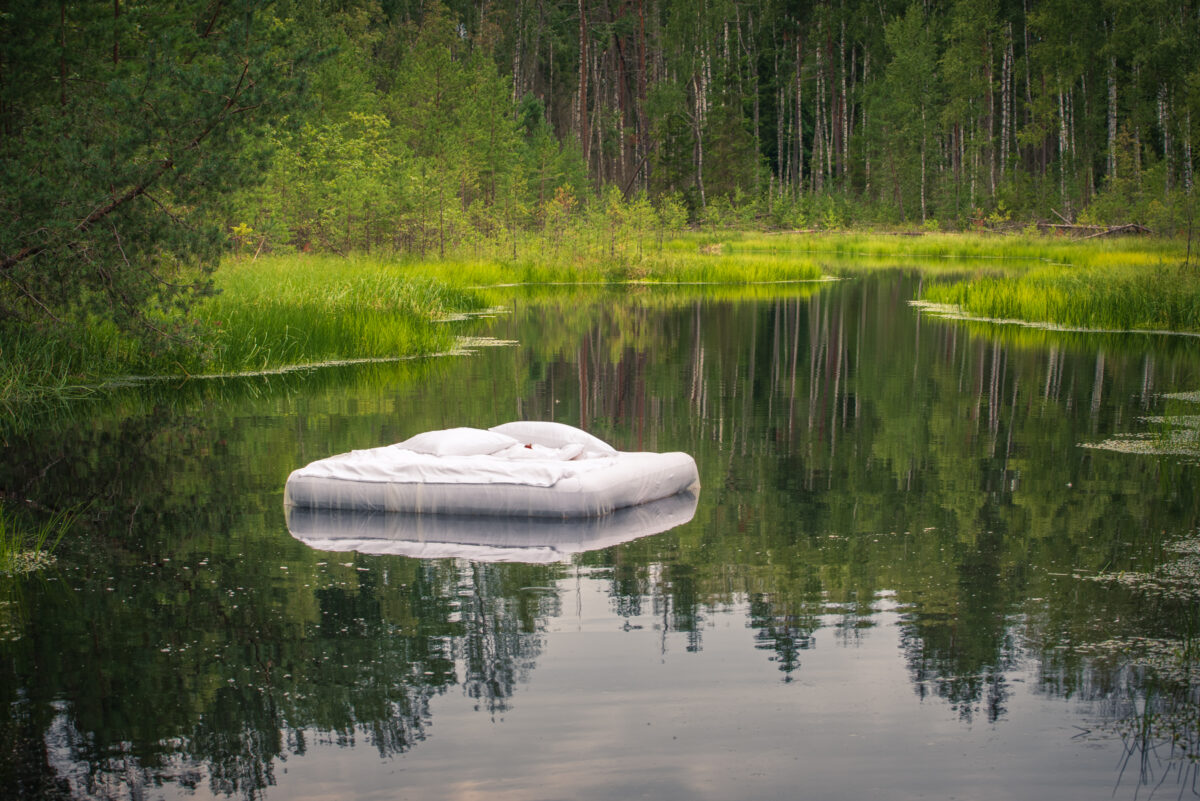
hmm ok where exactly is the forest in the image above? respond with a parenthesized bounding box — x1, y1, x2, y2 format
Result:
(0, 0, 1197, 378)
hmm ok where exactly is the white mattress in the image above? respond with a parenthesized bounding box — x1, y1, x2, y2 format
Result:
(284, 423, 700, 518)
(285, 490, 699, 563)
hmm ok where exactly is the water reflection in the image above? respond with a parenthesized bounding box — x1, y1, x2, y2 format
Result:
(1, 275, 1198, 799)
(286, 490, 699, 563)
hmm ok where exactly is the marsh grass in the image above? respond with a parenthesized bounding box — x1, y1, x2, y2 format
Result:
(0, 504, 74, 575)
(636, 232, 1196, 335)
(751, 230, 1200, 333)
(197, 256, 488, 373)
(397, 248, 828, 285)
(195, 249, 827, 375)
(921, 262, 1200, 333)
(727, 230, 1180, 269)
(1, 230, 1193, 403)
(0, 327, 104, 414)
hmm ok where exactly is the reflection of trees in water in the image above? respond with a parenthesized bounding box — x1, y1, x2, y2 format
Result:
(3, 278, 1200, 797)
(897, 520, 1021, 723)
(901, 625, 1016, 723)
(0, 556, 554, 800)
(1031, 571, 1200, 794)
(1035, 655, 1200, 794)
(749, 594, 818, 680)
(458, 563, 555, 715)
(543, 278, 1198, 721)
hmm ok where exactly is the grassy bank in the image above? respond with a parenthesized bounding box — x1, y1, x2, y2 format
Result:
(195, 256, 485, 374)
(727, 230, 1183, 272)
(193, 247, 829, 375)
(729, 230, 1198, 334)
(920, 263, 1200, 333)
(0, 230, 1193, 410)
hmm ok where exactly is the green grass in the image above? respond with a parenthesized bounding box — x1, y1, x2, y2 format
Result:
(193, 248, 827, 375)
(0, 504, 74, 575)
(921, 262, 1200, 333)
(384, 247, 828, 285)
(0, 230, 1193, 409)
(722, 229, 1197, 334)
(195, 255, 488, 374)
(0, 326, 105, 413)
(727, 230, 1181, 271)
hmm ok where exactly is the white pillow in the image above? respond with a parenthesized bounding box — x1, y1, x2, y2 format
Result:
(397, 427, 519, 457)
(488, 421, 618, 457)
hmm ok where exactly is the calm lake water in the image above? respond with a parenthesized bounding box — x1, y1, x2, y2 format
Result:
(2, 272, 1199, 800)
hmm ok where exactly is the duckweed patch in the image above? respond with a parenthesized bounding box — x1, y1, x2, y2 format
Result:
(1085, 533, 1200, 605)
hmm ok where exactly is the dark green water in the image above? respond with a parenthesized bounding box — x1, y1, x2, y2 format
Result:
(2, 274, 1198, 800)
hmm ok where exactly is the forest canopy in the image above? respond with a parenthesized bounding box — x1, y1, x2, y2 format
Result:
(1, 0, 1197, 339)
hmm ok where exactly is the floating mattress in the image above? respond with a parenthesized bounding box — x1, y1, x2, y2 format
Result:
(283, 421, 700, 518)
(285, 490, 699, 563)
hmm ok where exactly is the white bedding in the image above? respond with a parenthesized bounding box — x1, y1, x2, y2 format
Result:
(284, 422, 700, 518)
(293, 444, 594, 488)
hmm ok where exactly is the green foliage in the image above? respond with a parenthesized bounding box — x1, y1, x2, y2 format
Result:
(252, 113, 405, 253)
(923, 256, 1200, 333)
(196, 256, 484, 373)
(4, 0, 1200, 399)
(0, 0, 298, 341)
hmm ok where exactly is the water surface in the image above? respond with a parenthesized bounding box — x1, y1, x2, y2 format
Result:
(2, 273, 1198, 800)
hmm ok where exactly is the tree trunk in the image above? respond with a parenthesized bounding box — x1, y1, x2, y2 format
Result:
(1107, 56, 1117, 182)
(863, 51, 870, 195)
(578, 0, 590, 166)
(1185, 109, 1194, 193)
(1000, 25, 1012, 181)
(920, 105, 927, 222)
(776, 46, 786, 194)
(637, 0, 649, 193)
(1058, 88, 1068, 206)
(839, 21, 847, 186)
(1159, 83, 1171, 193)
(814, 32, 824, 193)
(1023, 0, 1033, 171)
(696, 56, 707, 208)
(795, 34, 804, 194)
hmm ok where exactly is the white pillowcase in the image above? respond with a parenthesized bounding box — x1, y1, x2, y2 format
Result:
(489, 421, 618, 457)
(397, 427, 520, 457)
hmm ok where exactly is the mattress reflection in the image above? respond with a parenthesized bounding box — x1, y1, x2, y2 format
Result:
(285, 489, 699, 563)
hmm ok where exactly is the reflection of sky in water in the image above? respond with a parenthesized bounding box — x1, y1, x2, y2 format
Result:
(169, 577, 1117, 801)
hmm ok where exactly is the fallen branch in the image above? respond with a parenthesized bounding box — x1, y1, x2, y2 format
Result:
(1082, 223, 1152, 239)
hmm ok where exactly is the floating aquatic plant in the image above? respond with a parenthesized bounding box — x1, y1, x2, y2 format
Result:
(1081, 400, 1200, 460)
(0, 504, 74, 576)
(1075, 531, 1200, 775)
(1085, 533, 1200, 605)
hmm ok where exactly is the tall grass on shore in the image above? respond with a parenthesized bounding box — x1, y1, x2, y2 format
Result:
(0, 329, 99, 413)
(920, 261, 1200, 334)
(196, 256, 488, 374)
(0, 504, 74, 575)
(394, 248, 828, 285)
(196, 250, 827, 375)
(726, 230, 1182, 272)
(1, 231, 1192, 410)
